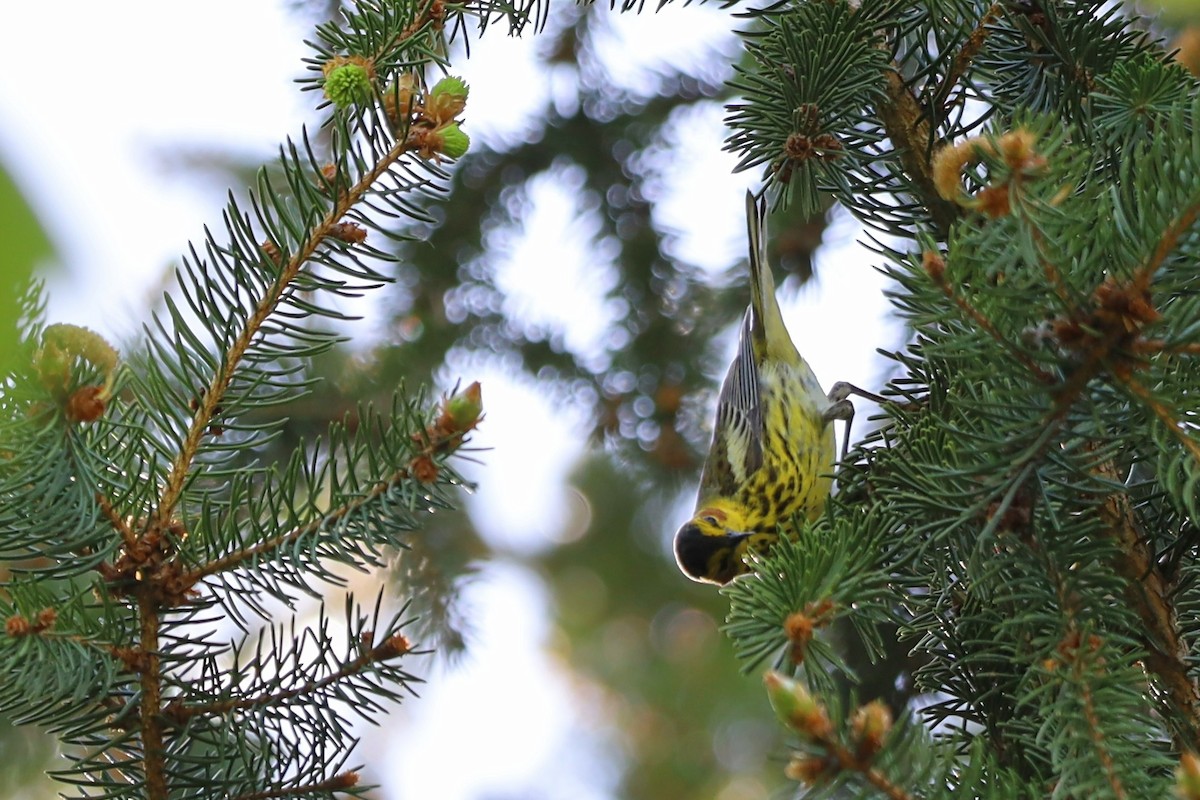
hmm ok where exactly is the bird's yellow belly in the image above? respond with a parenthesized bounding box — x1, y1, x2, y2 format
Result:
(737, 371, 834, 532)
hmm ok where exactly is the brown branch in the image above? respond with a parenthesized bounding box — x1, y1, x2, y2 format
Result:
(930, 3, 1004, 118)
(1078, 670, 1129, 800)
(96, 491, 137, 550)
(1092, 454, 1200, 749)
(138, 595, 167, 800)
(1132, 339, 1200, 356)
(827, 740, 916, 800)
(1124, 377, 1200, 465)
(184, 463, 407, 587)
(167, 634, 411, 723)
(176, 420, 467, 589)
(877, 67, 961, 237)
(926, 259, 1056, 384)
(228, 772, 359, 800)
(20, 626, 140, 667)
(187, 460, 408, 585)
(1134, 199, 1200, 293)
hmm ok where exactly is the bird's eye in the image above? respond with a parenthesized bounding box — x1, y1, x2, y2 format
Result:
(702, 515, 719, 527)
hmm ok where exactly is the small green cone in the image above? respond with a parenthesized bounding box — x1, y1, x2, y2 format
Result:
(324, 64, 372, 108)
(445, 381, 483, 430)
(763, 670, 831, 739)
(436, 123, 471, 159)
(427, 76, 469, 123)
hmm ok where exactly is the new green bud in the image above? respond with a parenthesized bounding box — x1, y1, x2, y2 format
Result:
(324, 64, 372, 108)
(849, 699, 893, 758)
(763, 670, 831, 739)
(426, 76, 469, 123)
(430, 75, 469, 100)
(436, 123, 471, 159)
(444, 381, 483, 430)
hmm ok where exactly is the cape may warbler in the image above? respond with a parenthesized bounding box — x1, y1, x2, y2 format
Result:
(673, 192, 854, 584)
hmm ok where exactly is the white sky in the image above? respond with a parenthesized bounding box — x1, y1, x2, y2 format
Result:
(0, 2, 896, 797)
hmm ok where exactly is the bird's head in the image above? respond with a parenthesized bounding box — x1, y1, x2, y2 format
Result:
(673, 505, 760, 584)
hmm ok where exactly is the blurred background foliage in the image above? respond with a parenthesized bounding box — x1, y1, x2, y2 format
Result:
(0, 161, 58, 799)
(285, 2, 832, 794)
(0, 162, 46, 376)
(316, 3, 812, 793)
(5, 0, 1200, 798)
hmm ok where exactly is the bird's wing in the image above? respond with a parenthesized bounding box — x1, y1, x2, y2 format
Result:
(698, 307, 763, 500)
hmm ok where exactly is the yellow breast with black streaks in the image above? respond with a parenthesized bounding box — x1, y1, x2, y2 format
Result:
(733, 361, 834, 533)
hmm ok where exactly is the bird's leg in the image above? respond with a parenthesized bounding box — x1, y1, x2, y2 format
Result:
(829, 381, 893, 406)
(823, 383, 855, 462)
(823, 382, 891, 462)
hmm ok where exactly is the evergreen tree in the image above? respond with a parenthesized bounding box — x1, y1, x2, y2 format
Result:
(718, 2, 1200, 796)
(5, 0, 1200, 797)
(0, 2, 501, 796)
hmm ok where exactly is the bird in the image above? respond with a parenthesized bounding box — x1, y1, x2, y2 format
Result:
(673, 191, 854, 584)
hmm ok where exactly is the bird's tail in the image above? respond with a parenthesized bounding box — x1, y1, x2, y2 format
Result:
(745, 191, 793, 359)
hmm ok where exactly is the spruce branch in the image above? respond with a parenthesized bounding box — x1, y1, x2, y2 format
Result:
(164, 613, 416, 725)
(4, 611, 143, 672)
(179, 395, 477, 593)
(228, 771, 361, 800)
(1123, 378, 1200, 465)
(714, 3, 1198, 797)
(921, 248, 1055, 383)
(765, 671, 916, 800)
(148, 0, 466, 541)
(1053, 630, 1130, 800)
(1094, 450, 1200, 749)
(923, 126, 1200, 753)
(928, 2, 1004, 120)
(154, 129, 426, 536)
(0, 0, 503, 795)
(724, 514, 893, 687)
(1132, 340, 1200, 356)
(877, 66, 960, 236)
